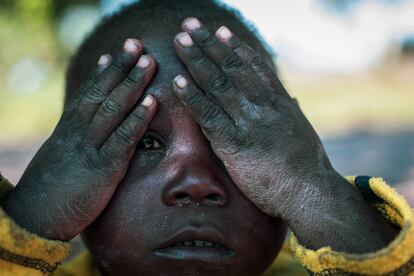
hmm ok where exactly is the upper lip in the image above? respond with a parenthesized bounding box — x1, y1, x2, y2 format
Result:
(154, 227, 232, 251)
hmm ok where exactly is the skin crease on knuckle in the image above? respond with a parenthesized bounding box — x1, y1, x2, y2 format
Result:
(101, 98, 123, 117)
(221, 52, 244, 74)
(60, 14, 288, 276)
(198, 33, 218, 50)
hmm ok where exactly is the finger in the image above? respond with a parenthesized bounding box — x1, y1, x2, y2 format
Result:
(86, 55, 156, 147)
(99, 95, 157, 163)
(181, 18, 274, 104)
(75, 38, 143, 123)
(182, 17, 244, 72)
(173, 75, 238, 144)
(216, 26, 288, 96)
(96, 54, 113, 74)
(62, 54, 112, 121)
(174, 32, 249, 119)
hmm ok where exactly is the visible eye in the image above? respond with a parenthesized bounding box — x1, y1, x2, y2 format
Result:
(139, 135, 162, 150)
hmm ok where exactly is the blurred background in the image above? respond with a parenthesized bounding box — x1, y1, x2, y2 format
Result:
(0, 0, 413, 205)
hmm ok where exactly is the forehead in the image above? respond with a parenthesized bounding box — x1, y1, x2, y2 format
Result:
(140, 33, 191, 132)
(143, 34, 187, 110)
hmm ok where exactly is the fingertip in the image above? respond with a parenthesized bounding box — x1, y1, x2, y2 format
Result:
(216, 26, 233, 43)
(96, 54, 112, 74)
(142, 94, 155, 107)
(182, 17, 201, 31)
(145, 95, 158, 116)
(135, 55, 157, 80)
(123, 38, 142, 54)
(98, 54, 112, 66)
(175, 32, 194, 47)
(137, 54, 151, 68)
(173, 75, 188, 90)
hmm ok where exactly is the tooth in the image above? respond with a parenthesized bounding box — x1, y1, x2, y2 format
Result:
(195, 240, 203, 247)
(204, 242, 213, 247)
(184, 241, 193, 246)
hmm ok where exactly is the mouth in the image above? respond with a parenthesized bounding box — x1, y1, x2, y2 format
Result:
(170, 240, 226, 249)
(154, 228, 236, 262)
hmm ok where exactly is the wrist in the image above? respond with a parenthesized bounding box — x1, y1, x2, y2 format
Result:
(1, 187, 73, 241)
(282, 171, 397, 253)
(276, 169, 346, 222)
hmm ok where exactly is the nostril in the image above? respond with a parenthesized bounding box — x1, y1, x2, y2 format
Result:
(174, 192, 192, 206)
(204, 194, 226, 207)
(175, 192, 188, 200)
(206, 194, 222, 202)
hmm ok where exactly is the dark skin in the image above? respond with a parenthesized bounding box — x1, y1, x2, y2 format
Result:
(1, 16, 397, 275)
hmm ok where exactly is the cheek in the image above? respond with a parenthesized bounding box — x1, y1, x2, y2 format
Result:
(225, 187, 287, 272)
(81, 171, 166, 272)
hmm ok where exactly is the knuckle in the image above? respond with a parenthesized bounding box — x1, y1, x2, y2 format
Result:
(189, 51, 205, 66)
(185, 90, 204, 108)
(199, 33, 218, 50)
(250, 55, 266, 70)
(221, 53, 244, 73)
(109, 60, 128, 74)
(88, 84, 106, 102)
(201, 105, 221, 128)
(123, 75, 140, 89)
(130, 109, 147, 124)
(101, 98, 122, 116)
(208, 71, 231, 93)
(115, 125, 133, 145)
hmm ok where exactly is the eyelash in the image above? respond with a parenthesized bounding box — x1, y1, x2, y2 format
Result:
(139, 133, 163, 151)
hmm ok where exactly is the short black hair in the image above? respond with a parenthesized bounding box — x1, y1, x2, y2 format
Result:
(65, 0, 275, 103)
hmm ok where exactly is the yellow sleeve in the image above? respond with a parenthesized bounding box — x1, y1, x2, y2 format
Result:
(290, 176, 414, 275)
(0, 174, 72, 275)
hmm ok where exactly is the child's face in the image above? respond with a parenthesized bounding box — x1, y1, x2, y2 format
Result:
(80, 30, 287, 276)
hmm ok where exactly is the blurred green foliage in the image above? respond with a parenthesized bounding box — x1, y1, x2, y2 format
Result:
(0, 0, 64, 142)
(0, 1, 60, 66)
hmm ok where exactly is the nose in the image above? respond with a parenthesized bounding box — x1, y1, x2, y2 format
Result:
(162, 159, 228, 207)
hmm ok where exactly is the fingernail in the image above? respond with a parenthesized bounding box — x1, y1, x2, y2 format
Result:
(97, 54, 111, 65)
(183, 17, 201, 31)
(177, 33, 193, 47)
(124, 38, 140, 53)
(137, 55, 150, 68)
(174, 75, 187, 89)
(216, 26, 233, 41)
(142, 95, 154, 107)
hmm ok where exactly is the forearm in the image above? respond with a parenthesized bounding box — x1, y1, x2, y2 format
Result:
(282, 172, 398, 254)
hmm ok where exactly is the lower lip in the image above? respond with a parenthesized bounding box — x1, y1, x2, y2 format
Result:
(154, 246, 236, 262)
